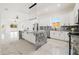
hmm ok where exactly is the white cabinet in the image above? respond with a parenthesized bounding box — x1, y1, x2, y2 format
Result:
(50, 31, 69, 41)
(22, 31, 36, 44)
(62, 31, 69, 41)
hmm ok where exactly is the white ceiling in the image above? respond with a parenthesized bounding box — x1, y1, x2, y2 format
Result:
(0, 3, 32, 14)
(0, 3, 76, 16)
(29, 3, 76, 16)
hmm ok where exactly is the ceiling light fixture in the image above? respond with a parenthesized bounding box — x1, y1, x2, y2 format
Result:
(29, 3, 37, 9)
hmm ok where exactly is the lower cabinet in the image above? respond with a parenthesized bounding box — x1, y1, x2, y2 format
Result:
(20, 30, 47, 50)
(50, 31, 69, 41)
(22, 31, 36, 44)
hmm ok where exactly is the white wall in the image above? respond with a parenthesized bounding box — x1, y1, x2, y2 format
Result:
(38, 11, 75, 27)
(37, 4, 79, 27)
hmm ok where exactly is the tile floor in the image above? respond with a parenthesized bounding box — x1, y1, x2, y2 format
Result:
(0, 39, 69, 55)
(33, 39, 69, 55)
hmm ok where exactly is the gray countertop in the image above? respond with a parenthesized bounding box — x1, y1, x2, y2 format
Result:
(68, 31, 79, 35)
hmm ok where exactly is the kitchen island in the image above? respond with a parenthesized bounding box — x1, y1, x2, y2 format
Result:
(19, 30, 47, 50)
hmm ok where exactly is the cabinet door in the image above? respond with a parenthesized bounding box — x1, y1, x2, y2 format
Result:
(29, 33, 36, 44)
(50, 31, 54, 38)
(53, 31, 56, 39)
(62, 32, 65, 40)
(22, 32, 28, 40)
(58, 32, 62, 40)
(65, 34, 69, 41)
(61, 32, 69, 41)
(55, 32, 59, 39)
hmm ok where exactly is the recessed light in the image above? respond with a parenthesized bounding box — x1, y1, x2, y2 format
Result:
(57, 4, 61, 7)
